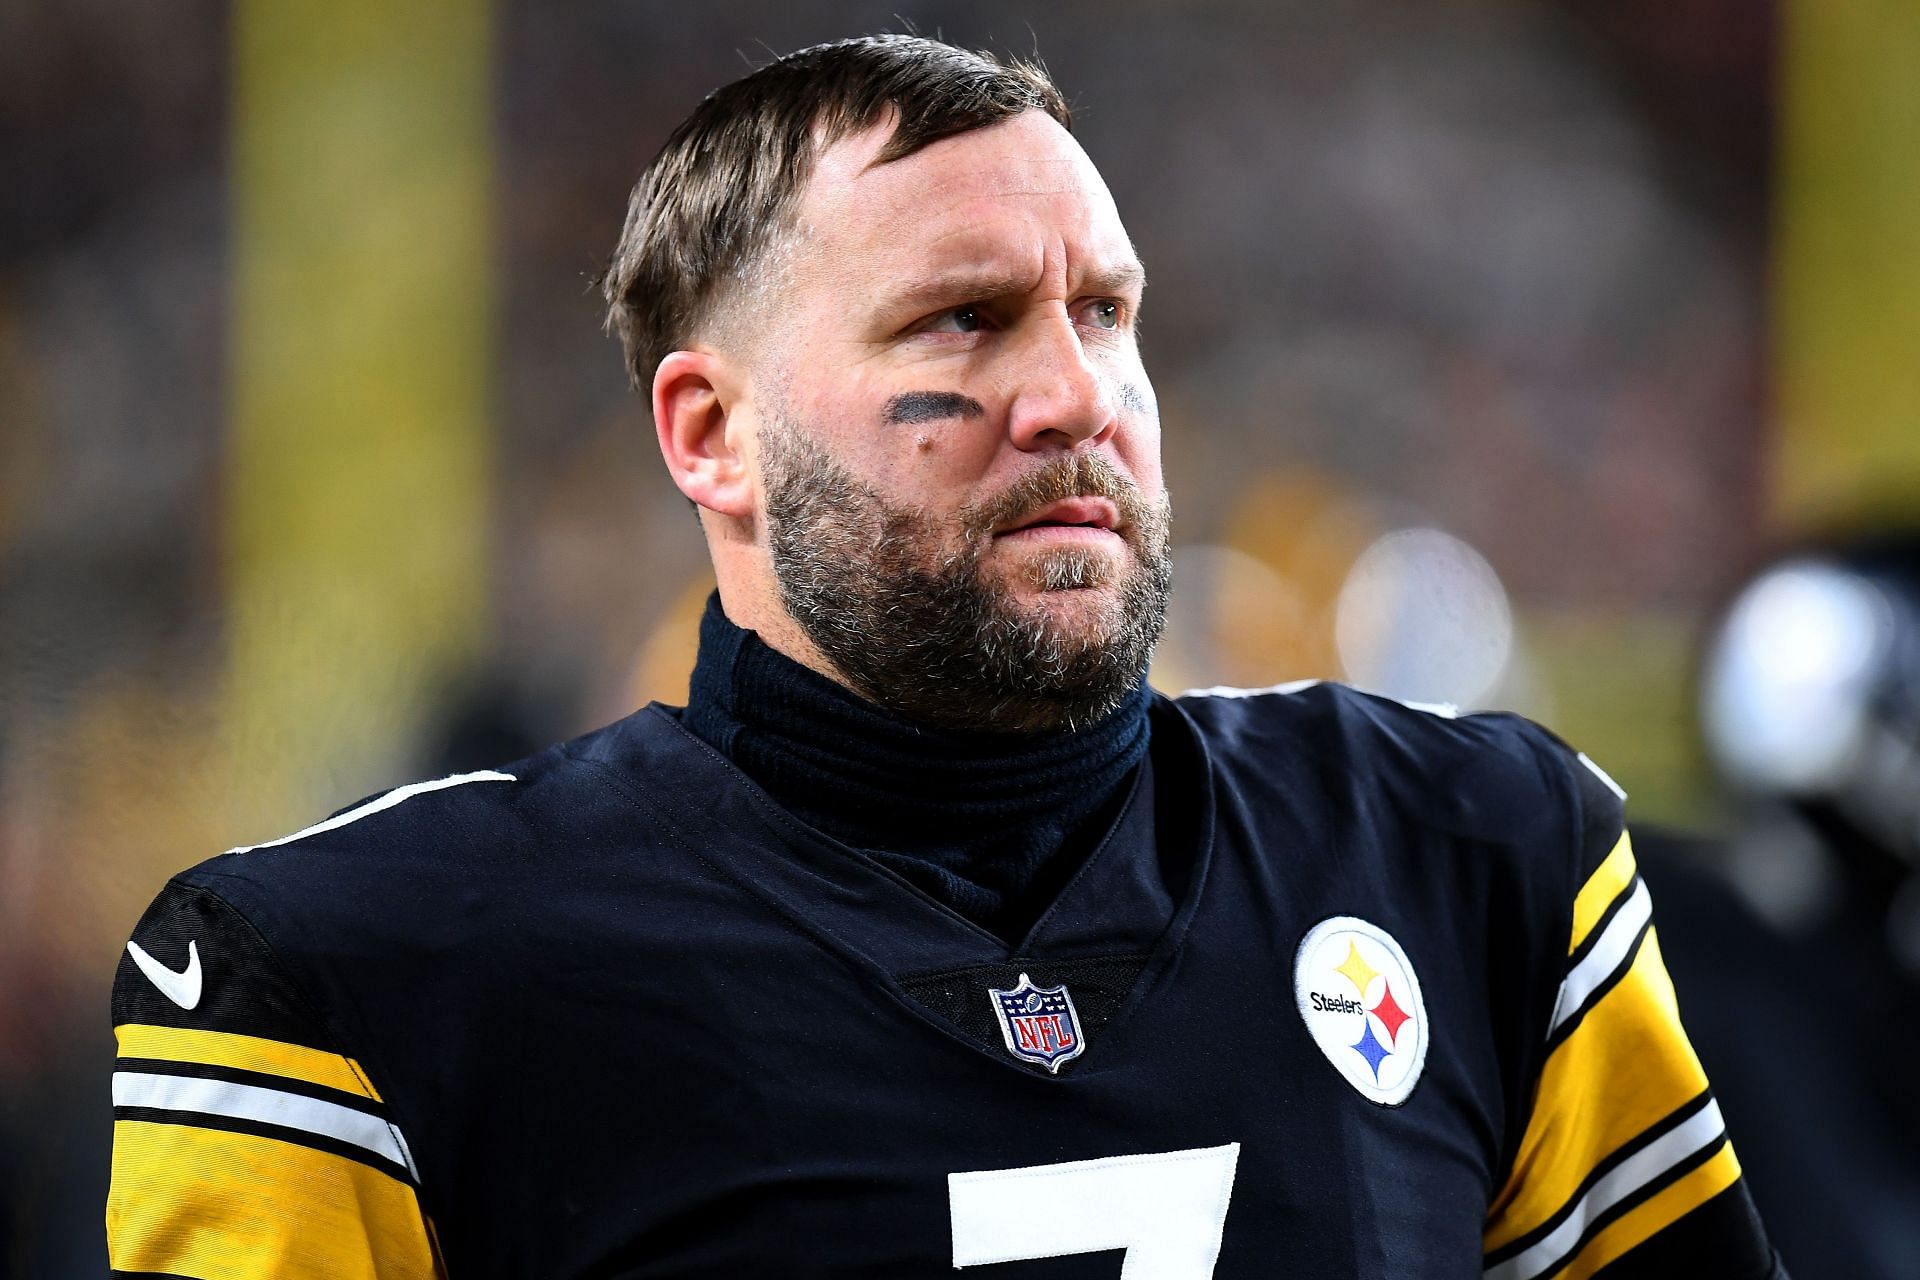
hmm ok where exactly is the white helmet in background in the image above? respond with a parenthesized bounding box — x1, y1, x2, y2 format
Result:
(1699, 533, 1920, 961)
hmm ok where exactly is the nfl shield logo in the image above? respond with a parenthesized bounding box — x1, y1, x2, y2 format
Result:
(988, 973, 1085, 1073)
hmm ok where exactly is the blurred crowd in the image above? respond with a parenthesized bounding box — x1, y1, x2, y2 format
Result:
(12, 1, 1916, 1276)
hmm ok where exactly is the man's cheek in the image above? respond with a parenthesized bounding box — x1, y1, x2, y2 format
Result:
(1115, 381, 1154, 418)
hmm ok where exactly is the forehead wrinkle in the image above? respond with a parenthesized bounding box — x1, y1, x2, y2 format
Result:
(959, 176, 1084, 197)
(798, 113, 1140, 315)
(829, 135, 1087, 228)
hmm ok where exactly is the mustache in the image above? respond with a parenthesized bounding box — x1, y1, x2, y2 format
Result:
(958, 453, 1159, 543)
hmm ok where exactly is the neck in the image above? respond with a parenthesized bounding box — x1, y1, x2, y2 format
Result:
(677, 593, 1152, 941)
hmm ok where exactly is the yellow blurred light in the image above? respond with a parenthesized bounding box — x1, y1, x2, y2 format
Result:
(627, 572, 717, 712)
(225, 0, 496, 829)
(1774, 0, 1920, 524)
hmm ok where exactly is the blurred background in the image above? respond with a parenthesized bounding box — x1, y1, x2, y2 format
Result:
(5, 0, 1918, 1274)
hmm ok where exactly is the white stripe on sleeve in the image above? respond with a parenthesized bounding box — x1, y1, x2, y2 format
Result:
(1577, 752, 1628, 801)
(1482, 1099, 1726, 1280)
(1550, 877, 1653, 1038)
(112, 1070, 417, 1178)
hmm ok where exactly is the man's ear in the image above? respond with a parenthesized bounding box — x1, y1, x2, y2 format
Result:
(653, 349, 755, 518)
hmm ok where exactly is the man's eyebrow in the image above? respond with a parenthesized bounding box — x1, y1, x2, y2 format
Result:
(883, 391, 986, 424)
(881, 270, 1036, 313)
(1084, 262, 1147, 297)
(880, 261, 1148, 313)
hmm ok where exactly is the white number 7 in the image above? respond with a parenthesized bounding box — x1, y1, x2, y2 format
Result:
(949, 1143, 1241, 1277)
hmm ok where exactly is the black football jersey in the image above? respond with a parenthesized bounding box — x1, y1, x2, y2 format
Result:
(108, 683, 1783, 1278)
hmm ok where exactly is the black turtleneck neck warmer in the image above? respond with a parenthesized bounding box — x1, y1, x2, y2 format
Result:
(676, 594, 1152, 944)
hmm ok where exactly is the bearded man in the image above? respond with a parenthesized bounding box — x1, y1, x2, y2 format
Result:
(108, 35, 1785, 1280)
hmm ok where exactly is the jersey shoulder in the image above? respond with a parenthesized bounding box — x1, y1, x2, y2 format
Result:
(1173, 680, 1625, 878)
(116, 723, 598, 1043)
(111, 707, 703, 1249)
(125, 707, 701, 1080)
(171, 706, 692, 928)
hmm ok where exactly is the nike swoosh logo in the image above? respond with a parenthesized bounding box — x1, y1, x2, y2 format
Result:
(127, 939, 203, 1010)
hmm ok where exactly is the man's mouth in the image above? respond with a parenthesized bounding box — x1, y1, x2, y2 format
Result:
(993, 497, 1124, 541)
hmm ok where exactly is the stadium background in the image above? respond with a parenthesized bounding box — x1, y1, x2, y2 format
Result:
(2, 0, 1915, 1272)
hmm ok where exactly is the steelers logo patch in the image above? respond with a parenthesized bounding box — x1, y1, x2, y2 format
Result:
(1294, 916, 1429, 1106)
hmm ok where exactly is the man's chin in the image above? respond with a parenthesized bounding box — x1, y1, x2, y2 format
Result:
(989, 580, 1132, 649)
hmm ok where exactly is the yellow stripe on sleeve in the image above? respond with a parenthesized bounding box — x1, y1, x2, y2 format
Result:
(1553, 1143, 1744, 1279)
(115, 1023, 382, 1102)
(109, 1119, 440, 1280)
(1569, 832, 1637, 956)
(1485, 928, 1708, 1245)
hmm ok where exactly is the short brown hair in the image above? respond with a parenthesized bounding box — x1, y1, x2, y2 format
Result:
(601, 35, 1071, 392)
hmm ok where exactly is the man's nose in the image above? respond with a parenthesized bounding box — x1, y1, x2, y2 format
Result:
(1004, 315, 1119, 452)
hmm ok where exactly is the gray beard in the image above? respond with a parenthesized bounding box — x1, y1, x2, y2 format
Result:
(760, 421, 1173, 733)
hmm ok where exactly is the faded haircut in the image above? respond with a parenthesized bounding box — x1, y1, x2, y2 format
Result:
(600, 34, 1071, 393)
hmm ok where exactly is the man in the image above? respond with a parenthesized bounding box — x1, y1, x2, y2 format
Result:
(108, 35, 1784, 1278)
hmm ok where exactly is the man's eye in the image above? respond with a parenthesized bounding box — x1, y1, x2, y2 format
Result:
(925, 306, 985, 334)
(1085, 300, 1121, 330)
